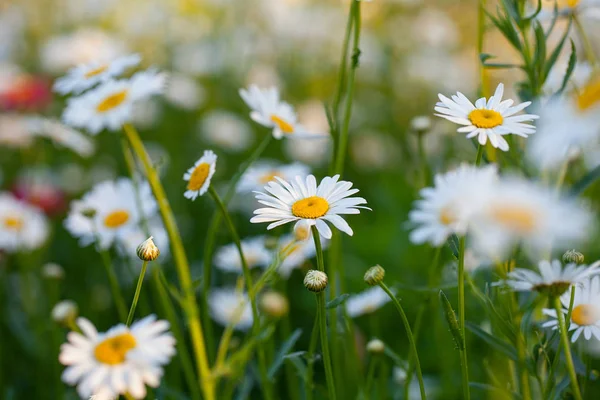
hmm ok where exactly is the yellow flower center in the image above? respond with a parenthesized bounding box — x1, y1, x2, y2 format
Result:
(291, 196, 329, 219)
(491, 205, 537, 233)
(571, 304, 600, 326)
(3, 216, 24, 231)
(567, 0, 581, 7)
(468, 109, 504, 129)
(259, 171, 280, 184)
(84, 65, 108, 79)
(94, 333, 137, 365)
(96, 90, 128, 113)
(270, 115, 294, 134)
(439, 207, 455, 226)
(576, 78, 600, 111)
(103, 210, 130, 228)
(187, 162, 211, 191)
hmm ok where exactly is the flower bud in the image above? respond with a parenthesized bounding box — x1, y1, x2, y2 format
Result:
(364, 265, 385, 286)
(304, 270, 328, 292)
(563, 249, 584, 265)
(410, 116, 432, 134)
(294, 222, 311, 242)
(136, 236, 160, 261)
(366, 339, 385, 354)
(260, 291, 289, 318)
(52, 300, 78, 325)
(42, 262, 64, 280)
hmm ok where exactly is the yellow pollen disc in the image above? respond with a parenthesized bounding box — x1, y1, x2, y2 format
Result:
(291, 196, 329, 219)
(576, 78, 600, 111)
(571, 304, 600, 326)
(94, 333, 137, 365)
(96, 90, 128, 113)
(270, 115, 294, 134)
(567, 0, 581, 7)
(439, 207, 455, 226)
(468, 109, 504, 129)
(3, 216, 24, 231)
(491, 205, 537, 233)
(84, 65, 108, 78)
(187, 162, 211, 191)
(260, 171, 280, 184)
(104, 210, 130, 228)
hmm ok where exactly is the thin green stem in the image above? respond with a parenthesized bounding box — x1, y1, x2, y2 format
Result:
(573, 14, 598, 69)
(305, 313, 320, 400)
(553, 296, 582, 400)
(477, 0, 489, 98)
(378, 282, 426, 400)
(99, 248, 128, 321)
(364, 356, 379, 398)
(126, 261, 148, 326)
(475, 144, 484, 166)
(457, 237, 470, 400)
(122, 123, 214, 400)
(331, 0, 356, 124)
(417, 133, 430, 187)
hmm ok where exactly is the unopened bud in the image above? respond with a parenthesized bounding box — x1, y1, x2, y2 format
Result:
(366, 339, 385, 354)
(304, 270, 328, 292)
(364, 265, 385, 286)
(410, 116, 432, 134)
(563, 249, 584, 265)
(42, 262, 64, 280)
(80, 208, 97, 219)
(260, 291, 289, 318)
(52, 300, 78, 325)
(136, 236, 160, 261)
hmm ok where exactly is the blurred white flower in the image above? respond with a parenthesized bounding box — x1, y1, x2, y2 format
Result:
(208, 288, 253, 331)
(183, 150, 217, 200)
(411, 9, 459, 49)
(350, 132, 401, 172)
(237, 160, 310, 193)
(346, 286, 392, 318)
(198, 110, 253, 153)
(0, 192, 49, 252)
(544, 60, 592, 94)
(0, 113, 34, 148)
(277, 232, 328, 279)
(214, 236, 272, 273)
(28, 117, 95, 157)
(164, 73, 206, 110)
(283, 135, 331, 166)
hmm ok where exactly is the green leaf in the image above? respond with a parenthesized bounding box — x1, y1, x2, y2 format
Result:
(325, 293, 350, 309)
(545, 2, 560, 38)
(557, 40, 577, 95)
(523, 0, 543, 22)
(465, 321, 518, 361)
(500, 0, 521, 26)
(446, 234, 460, 260)
(284, 352, 308, 382)
(544, 19, 574, 84)
(570, 164, 600, 195)
(267, 329, 303, 379)
(534, 21, 547, 80)
(469, 382, 521, 400)
(486, 10, 522, 51)
(439, 290, 464, 350)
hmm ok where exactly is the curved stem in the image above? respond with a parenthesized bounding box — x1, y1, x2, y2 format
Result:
(457, 237, 470, 400)
(553, 296, 582, 400)
(122, 123, 214, 400)
(126, 261, 148, 326)
(378, 282, 427, 399)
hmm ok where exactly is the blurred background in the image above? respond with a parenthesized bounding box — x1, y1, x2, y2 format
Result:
(2, 0, 600, 398)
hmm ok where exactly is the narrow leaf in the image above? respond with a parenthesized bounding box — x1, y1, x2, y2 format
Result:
(544, 19, 574, 84)
(570, 164, 600, 195)
(439, 290, 464, 350)
(326, 293, 350, 309)
(447, 234, 460, 260)
(465, 321, 518, 361)
(267, 329, 303, 379)
(557, 40, 577, 95)
(469, 382, 521, 400)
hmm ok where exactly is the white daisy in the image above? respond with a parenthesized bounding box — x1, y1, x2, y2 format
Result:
(64, 178, 157, 249)
(250, 174, 369, 239)
(183, 150, 217, 200)
(470, 177, 593, 258)
(208, 288, 253, 331)
(59, 315, 176, 400)
(542, 275, 600, 342)
(237, 160, 310, 193)
(239, 85, 322, 139)
(62, 68, 166, 134)
(408, 164, 498, 246)
(346, 286, 392, 318)
(0, 192, 49, 252)
(53, 54, 141, 95)
(539, 0, 600, 18)
(277, 233, 329, 278)
(27, 116, 95, 157)
(435, 83, 538, 151)
(213, 236, 272, 273)
(501, 259, 600, 295)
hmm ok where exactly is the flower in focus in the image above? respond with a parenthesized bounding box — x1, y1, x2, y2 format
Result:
(62, 68, 166, 134)
(64, 179, 157, 249)
(59, 315, 176, 399)
(237, 160, 310, 193)
(53, 54, 141, 95)
(435, 83, 538, 151)
(408, 164, 498, 246)
(250, 174, 369, 239)
(0, 192, 49, 252)
(542, 275, 600, 342)
(346, 286, 392, 318)
(208, 288, 253, 331)
(214, 236, 272, 273)
(500, 259, 600, 296)
(183, 150, 217, 200)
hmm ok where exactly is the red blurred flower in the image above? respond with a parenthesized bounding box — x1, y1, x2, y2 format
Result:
(0, 75, 52, 111)
(11, 177, 66, 216)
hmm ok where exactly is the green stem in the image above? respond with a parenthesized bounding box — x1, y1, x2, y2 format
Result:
(208, 186, 273, 400)
(553, 296, 582, 400)
(417, 133, 430, 187)
(126, 261, 148, 326)
(477, 0, 489, 98)
(378, 282, 427, 400)
(364, 356, 379, 398)
(331, 0, 356, 125)
(573, 14, 598, 70)
(122, 123, 214, 400)
(475, 144, 484, 166)
(457, 237, 470, 400)
(305, 315, 320, 400)
(99, 248, 128, 321)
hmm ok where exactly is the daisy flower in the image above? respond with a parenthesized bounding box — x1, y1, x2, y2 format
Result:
(64, 179, 157, 249)
(239, 85, 323, 139)
(208, 288, 253, 331)
(542, 275, 600, 342)
(59, 315, 176, 400)
(250, 174, 369, 239)
(0, 192, 49, 252)
(277, 233, 329, 278)
(500, 259, 600, 296)
(183, 150, 217, 200)
(213, 236, 272, 273)
(435, 83, 538, 151)
(27, 117, 95, 157)
(53, 54, 141, 95)
(346, 286, 392, 318)
(62, 68, 166, 134)
(408, 164, 498, 246)
(237, 160, 310, 193)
